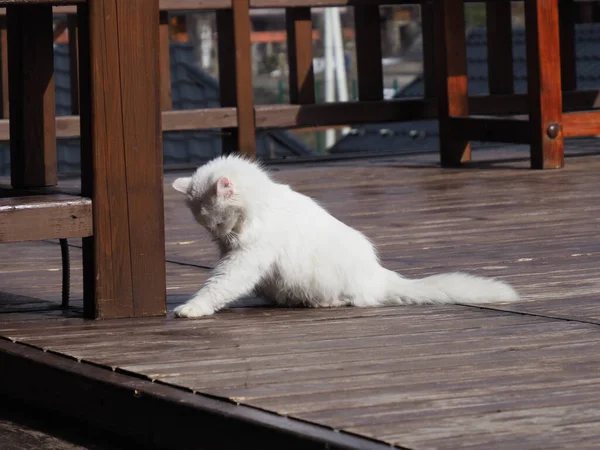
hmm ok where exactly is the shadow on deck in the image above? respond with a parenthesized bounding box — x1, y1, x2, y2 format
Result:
(1, 147, 600, 449)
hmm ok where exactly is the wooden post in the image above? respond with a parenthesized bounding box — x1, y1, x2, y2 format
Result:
(0, 17, 8, 119)
(525, 0, 564, 169)
(67, 14, 80, 115)
(286, 7, 315, 104)
(577, 2, 592, 23)
(486, 1, 514, 94)
(354, 5, 383, 101)
(217, 0, 256, 157)
(435, 0, 471, 167)
(78, 0, 166, 319)
(7, 6, 57, 188)
(421, 0, 436, 99)
(584, 2, 600, 22)
(159, 11, 173, 111)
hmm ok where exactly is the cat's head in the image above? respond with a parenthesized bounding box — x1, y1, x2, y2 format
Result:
(173, 175, 243, 239)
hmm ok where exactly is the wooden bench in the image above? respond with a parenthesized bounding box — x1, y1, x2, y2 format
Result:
(1, 0, 166, 319)
(434, 0, 600, 169)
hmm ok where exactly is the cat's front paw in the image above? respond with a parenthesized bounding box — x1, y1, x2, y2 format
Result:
(173, 301, 215, 318)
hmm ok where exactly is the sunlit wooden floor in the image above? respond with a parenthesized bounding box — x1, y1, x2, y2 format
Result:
(1, 144, 600, 449)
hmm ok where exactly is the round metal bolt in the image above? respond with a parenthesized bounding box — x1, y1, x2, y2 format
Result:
(547, 123, 560, 139)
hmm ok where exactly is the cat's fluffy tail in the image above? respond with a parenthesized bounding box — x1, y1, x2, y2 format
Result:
(382, 270, 519, 305)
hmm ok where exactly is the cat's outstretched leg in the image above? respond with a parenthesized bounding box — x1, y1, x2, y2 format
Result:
(174, 249, 270, 318)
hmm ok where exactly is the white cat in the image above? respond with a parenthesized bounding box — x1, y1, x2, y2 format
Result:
(172, 155, 519, 318)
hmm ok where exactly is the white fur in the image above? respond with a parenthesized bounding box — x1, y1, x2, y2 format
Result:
(172, 155, 519, 318)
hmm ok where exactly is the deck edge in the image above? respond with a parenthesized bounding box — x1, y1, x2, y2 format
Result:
(0, 338, 401, 450)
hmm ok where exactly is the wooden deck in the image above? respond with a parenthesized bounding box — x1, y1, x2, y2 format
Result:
(1, 147, 600, 449)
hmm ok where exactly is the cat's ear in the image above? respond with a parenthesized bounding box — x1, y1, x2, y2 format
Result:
(172, 177, 192, 194)
(215, 176, 234, 199)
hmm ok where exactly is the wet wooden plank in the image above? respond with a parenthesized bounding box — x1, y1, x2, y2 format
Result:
(2, 151, 600, 448)
(0, 339, 388, 450)
(2, 305, 600, 449)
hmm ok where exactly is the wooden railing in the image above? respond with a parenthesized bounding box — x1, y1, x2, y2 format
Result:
(1, 0, 600, 164)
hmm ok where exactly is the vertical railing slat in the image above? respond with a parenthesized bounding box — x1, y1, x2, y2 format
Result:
(354, 5, 383, 101)
(286, 7, 315, 104)
(217, 0, 256, 157)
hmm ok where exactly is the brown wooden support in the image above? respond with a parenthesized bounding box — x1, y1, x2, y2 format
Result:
(576, 1, 600, 23)
(559, 0, 577, 92)
(286, 7, 315, 104)
(577, 2, 593, 22)
(486, 1, 514, 95)
(0, 17, 8, 119)
(435, 0, 471, 167)
(67, 14, 80, 115)
(525, 0, 564, 169)
(354, 5, 383, 101)
(7, 5, 57, 188)
(563, 110, 600, 136)
(217, 0, 256, 157)
(159, 11, 173, 111)
(421, 0, 436, 99)
(78, 0, 166, 319)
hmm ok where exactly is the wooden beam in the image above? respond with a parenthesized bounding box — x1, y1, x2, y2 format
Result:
(421, 0, 436, 98)
(0, 16, 8, 119)
(286, 7, 315, 104)
(254, 99, 435, 129)
(354, 5, 383, 101)
(0, 193, 92, 243)
(217, 0, 256, 156)
(525, 0, 564, 169)
(159, 11, 173, 110)
(67, 14, 80, 115)
(562, 110, 600, 137)
(7, 5, 57, 188)
(486, 1, 514, 94)
(78, 0, 166, 319)
(435, 0, 471, 166)
(0, 87, 597, 140)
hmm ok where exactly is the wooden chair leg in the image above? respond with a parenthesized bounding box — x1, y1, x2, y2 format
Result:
(78, 0, 166, 319)
(6, 5, 57, 188)
(434, 0, 471, 167)
(525, 0, 564, 169)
